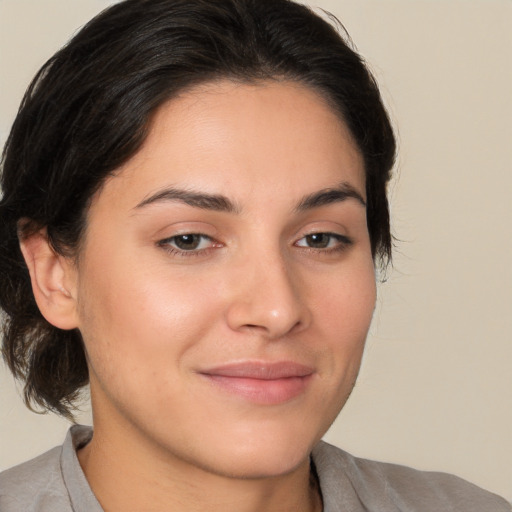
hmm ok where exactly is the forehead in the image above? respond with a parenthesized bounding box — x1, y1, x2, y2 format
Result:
(92, 80, 365, 212)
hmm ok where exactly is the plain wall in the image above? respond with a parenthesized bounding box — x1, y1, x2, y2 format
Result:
(1, 0, 511, 501)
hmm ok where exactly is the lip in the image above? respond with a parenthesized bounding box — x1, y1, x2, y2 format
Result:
(198, 361, 315, 405)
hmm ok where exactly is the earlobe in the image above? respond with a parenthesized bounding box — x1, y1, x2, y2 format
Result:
(19, 228, 79, 330)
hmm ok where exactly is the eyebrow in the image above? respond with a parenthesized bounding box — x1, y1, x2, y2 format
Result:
(295, 182, 366, 211)
(134, 181, 365, 213)
(134, 188, 240, 213)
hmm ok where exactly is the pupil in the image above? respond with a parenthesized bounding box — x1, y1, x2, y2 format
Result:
(307, 233, 329, 248)
(175, 234, 200, 250)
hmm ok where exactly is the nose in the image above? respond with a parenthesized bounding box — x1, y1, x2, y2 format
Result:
(225, 250, 311, 339)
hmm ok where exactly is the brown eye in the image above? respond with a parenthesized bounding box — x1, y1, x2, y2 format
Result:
(159, 234, 214, 253)
(304, 233, 331, 249)
(295, 232, 352, 251)
(173, 234, 202, 250)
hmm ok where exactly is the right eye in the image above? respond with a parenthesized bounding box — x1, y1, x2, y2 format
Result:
(158, 234, 217, 254)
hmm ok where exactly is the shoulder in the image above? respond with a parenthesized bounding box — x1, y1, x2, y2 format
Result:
(312, 441, 511, 512)
(0, 444, 72, 512)
(0, 425, 95, 512)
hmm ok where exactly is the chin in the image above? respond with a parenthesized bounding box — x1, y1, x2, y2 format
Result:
(203, 444, 312, 480)
(190, 423, 320, 479)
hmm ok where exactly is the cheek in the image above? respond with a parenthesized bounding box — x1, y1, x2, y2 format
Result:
(315, 259, 376, 337)
(80, 263, 220, 350)
(300, 259, 376, 434)
(77, 263, 225, 428)
(75, 249, 223, 393)
(310, 258, 376, 381)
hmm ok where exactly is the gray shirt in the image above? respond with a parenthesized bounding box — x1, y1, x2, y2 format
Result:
(1, 425, 510, 511)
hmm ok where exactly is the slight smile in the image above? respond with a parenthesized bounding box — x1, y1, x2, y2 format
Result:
(198, 361, 316, 405)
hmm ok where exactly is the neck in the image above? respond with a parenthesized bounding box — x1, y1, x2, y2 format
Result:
(78, 415, 322, 512)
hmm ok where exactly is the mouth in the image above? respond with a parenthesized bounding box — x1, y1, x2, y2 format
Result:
(198, 361, 315, 405)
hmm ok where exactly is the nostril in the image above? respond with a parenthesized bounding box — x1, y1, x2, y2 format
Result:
(224, 267, 311, 338)
(239, 319, 304, 338)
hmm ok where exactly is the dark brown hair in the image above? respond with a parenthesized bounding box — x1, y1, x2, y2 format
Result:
(0, 0, 396, 418)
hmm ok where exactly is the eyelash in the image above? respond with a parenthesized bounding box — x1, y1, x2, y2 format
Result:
(157, 234, 218, 257)
(295, 233, 353, 254)
(157, 232, 352, 258)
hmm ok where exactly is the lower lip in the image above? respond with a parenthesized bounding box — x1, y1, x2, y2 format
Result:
(202, 374, 313, 405)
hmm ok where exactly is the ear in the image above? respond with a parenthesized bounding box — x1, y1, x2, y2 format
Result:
(19, 228, 79, 330)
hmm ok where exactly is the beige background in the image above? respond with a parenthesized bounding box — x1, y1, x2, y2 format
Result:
(1, 0, 511, 502)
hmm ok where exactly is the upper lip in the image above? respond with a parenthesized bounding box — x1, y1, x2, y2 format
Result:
(199, 361, 315, 380)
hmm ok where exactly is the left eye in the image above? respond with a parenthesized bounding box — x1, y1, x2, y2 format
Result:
(295, 233, 349, 249)
(160, 234, 213, 251)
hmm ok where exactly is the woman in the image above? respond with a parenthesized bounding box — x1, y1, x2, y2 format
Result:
(0, 0, 509, 510)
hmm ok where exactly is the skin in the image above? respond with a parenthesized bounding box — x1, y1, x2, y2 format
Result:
(23, 80, 376, 512)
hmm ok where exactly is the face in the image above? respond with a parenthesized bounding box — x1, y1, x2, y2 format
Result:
(72, 80, 376, 479)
